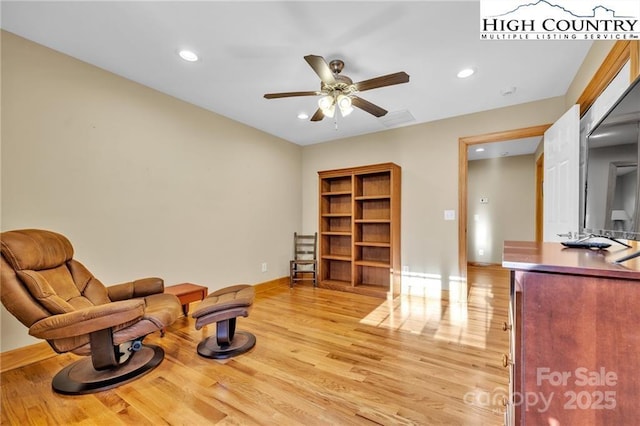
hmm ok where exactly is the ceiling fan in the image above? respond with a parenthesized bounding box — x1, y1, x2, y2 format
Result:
(264, 55, 410, 121)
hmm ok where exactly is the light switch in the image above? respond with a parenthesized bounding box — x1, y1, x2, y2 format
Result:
(444, 210, 456, 221)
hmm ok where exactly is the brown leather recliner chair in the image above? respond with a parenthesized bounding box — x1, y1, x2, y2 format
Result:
(0, 229, 182, 395)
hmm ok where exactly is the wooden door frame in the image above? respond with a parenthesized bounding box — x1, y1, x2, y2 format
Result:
(458, 125, 550, 276)
(457, 41, 639, 278)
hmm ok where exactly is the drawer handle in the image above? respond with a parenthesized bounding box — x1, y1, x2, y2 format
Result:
(502, 354, 511, 368)
(502, 322, 512, 331)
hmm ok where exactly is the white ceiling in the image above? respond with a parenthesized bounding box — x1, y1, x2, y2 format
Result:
(468, 136, 543, 161)
(0, 1, 593, 146)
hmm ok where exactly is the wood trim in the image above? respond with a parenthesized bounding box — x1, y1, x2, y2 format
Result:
(0, 342, 57, 373)
(459, 124, 552, 145)
(458, 125, 551, 277)
(253, 276, 289, 293)
(631, 40, 640, 81)
(576, 41, 636, 116)
(458, 140, 469, 277)
(467, 262, 504, 270)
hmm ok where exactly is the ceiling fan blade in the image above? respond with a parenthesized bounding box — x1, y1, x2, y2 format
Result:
(264, 91, 319, 99)
(351, 96, 388, 117)
(354, 71, 410, 92)
(310, 108, 324, 121)
(304, 55, 336, 86)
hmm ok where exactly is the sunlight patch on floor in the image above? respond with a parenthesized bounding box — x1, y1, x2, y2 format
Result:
(360, 271, 495, 349)
(400, 271, 443, 298)
(359, 293, 443, 334)
(434, 279, 496, 349)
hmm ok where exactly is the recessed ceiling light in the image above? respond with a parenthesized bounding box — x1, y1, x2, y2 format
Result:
(475, 147, 485, 152)
(457, 68, 475, 79)
(297, 113, 309, 120)
(178, 50, 199, 62)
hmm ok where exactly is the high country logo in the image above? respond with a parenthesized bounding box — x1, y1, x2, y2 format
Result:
(480, 0, 640, 40)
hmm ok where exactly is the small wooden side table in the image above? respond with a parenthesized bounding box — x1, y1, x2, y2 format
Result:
(164, 283, 208, 316)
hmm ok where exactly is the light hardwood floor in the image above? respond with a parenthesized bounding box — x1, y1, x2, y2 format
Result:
(1, 266, 510, 425)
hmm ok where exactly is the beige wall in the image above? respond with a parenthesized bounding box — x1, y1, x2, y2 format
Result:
(301, 40, 617, 286)
(0, 30, 615, 352)
(1, 32, 302, 351)
(301, 98, 566, 287)
(565, 41, 616, 107)
(467, 155, 536, 264)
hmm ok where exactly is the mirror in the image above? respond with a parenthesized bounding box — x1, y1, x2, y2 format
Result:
(583, 73, 640, 241)
(605, 162, 637, 231)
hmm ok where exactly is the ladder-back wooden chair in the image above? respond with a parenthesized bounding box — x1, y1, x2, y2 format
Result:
(289, 232, 317, 287)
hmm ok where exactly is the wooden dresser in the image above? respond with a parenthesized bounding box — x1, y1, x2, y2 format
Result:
(502, 241, 640, 425)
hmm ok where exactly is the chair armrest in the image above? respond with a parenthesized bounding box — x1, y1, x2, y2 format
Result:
(107, 277, 164, 301)
(28, 299, 145, 340)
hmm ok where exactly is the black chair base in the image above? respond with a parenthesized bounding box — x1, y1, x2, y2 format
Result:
(197, 331, 256, 359)
(51, 345, 164, 395)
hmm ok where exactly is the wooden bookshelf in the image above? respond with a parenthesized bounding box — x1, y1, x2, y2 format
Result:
(318, 163, 401, 297)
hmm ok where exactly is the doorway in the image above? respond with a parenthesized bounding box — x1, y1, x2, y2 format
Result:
(458, 125, 551, 277)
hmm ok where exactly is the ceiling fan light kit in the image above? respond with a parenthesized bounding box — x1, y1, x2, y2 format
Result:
(318, 93, 353, 118)
(336, 94, 353, 116)
(318, 95, 335, 118)
(264, 55, 409, 122)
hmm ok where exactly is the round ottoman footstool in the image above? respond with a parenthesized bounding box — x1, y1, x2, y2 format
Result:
(191, 284, 256, 359)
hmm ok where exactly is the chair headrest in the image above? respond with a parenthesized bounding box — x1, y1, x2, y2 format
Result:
(1, 229, 74, 271)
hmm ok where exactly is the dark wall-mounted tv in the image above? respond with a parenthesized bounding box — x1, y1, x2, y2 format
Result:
(583, 73, 640, 245)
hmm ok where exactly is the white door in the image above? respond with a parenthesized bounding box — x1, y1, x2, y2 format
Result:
(543, 105, 580, 242)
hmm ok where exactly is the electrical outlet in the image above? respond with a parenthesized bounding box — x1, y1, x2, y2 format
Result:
(480, 197, 489, 204)
(261, 262, 267, 273)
